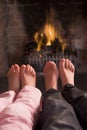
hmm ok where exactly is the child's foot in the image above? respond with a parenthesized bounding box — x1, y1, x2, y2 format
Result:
(44, 61, 58, 91)
(20, 64, 36, 87)
(7, 64, 20, 93)
(59, 58, 75, 88)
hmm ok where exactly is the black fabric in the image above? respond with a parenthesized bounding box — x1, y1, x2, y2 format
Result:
(36, 89, 82, 130)
(62, 84, 87, 130)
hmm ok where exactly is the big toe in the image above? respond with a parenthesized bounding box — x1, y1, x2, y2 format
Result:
(14, 64, 20, 72)
(44, 61, 56, 72)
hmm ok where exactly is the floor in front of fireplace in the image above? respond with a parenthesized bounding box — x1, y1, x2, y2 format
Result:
(0, 72, 87, 94)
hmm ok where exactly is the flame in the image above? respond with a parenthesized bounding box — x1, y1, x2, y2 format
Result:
(43, 23, 57, 46)
(34, 32, 44, 51)
(34, 22, 66, 52)
(62, 42, 67, 52)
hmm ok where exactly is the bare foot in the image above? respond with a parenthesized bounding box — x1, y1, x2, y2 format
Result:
(7, 64, 20, 93)
(20, 64, 36, 87)
(59, 58, 75, 88)
(44, 61, 58, 91)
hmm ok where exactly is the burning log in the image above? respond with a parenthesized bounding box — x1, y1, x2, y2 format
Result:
(52, 38, 63, 54)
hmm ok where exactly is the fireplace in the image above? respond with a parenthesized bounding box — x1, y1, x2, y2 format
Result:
(22, 7, 79, 73)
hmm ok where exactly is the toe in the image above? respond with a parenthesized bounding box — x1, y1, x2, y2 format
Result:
(68, 60, 72, 70)
(71, 64, 75, 72)
(7, 65, 15, 77)
(26, 65, 36, 77)
(11, 65, 15, 72)
(26, 64, 31, 72)
(21, 65, 26, 72)
(44, 61, 52, 73)
(31, 67, 36, 77)
(14, 64, 20, 72)
(68, 61, 75, 72)
(59, 58, 65, 69)
(26, 65, 32, 73)
(50, 61, 57, 70)
(65, 59, 69, 69)
(32, 68, 36, 76)
(50, 61, 56, 66)
(29, 66, 34, 74)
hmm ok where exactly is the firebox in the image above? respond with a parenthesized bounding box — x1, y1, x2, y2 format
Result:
(23, 17, 77, 72)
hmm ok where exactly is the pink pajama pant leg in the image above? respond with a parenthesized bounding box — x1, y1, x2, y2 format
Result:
(0, 91, 16, 112)
(0, 86, 42, 130)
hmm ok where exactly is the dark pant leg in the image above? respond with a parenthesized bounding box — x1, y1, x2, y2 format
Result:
(62, 84, 87, 129)
(38, 89, 82, 130)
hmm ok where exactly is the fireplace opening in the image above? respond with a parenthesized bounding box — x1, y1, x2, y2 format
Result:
(23, 8, 77, 73)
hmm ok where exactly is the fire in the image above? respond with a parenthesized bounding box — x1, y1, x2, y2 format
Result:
(43, 23, 57, 46)
(34, 22, 66, 52)
(34, 32, 43, 51)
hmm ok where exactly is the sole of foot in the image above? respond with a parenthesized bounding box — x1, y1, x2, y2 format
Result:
(44, 61, 58, 91)
(20, 64, 36, 88)
(59, 58, 75, 88)
(7, 64, 20, 93)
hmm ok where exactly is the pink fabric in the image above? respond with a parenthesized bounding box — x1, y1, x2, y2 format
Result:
(0, 91, 15, 113)
(0, 86, 42, 130)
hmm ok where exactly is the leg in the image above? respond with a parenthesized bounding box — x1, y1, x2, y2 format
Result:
(59, 58, 87, 129)
(39, 61, 82, 130)
(0, 64, 20, 113)
(0, 65, 41, 130)
(0, 91, 15, 113)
